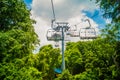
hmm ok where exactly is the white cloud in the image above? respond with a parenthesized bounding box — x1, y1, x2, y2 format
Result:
(31, 0, 99, 47)
(31, 0, 97, 20)
(54, 0, 64, 5)
(32, 17, 54, 46)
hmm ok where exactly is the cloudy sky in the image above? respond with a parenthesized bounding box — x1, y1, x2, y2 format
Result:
(24, 0, 107, 48)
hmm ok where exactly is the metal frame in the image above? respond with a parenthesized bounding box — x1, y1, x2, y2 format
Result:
(46, 22, 69, 71)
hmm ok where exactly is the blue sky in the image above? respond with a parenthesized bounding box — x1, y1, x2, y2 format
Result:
(24, 0, 106, 48)
(24, 0, 32, 4)
(24, 0, 32, 9)
(82, 9, 106, 29)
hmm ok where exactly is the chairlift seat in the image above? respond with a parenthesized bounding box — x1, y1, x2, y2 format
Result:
(79, 28, 97, 39)
(46, 29, 62, 41)
(69, 31, 79, 37)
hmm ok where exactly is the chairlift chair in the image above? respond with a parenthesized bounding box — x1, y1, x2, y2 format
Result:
(69, 31, 79, 37)
(79, 27, 97, 39)
(66, 25, 79, 37)
(79, 19, 97, 39)
(46, 29, 62, 41)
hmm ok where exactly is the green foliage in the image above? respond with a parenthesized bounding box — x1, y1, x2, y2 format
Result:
(65, 38, 117, 79)
(95, 1, 120, 79)
(65, 42, 84, 75)
(95, 0, 120, 41)
(101, 23, 120, 42)
(55, 70, 73, 80)
(0, 0, 39, 62)
(0, 29, 37, 62)
(1, 38, 118, 80)
(0, 62, 42, 80)
(73, 69, 99, 80)
(0, 0, 39, 51)
(0, 0, 40, 79)
(96, 0, 120, 22)
(36, 45, 61, 80)
(0, 0, 35, 31)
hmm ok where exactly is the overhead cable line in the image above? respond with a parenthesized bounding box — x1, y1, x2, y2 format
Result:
(51, 0, 56, 21)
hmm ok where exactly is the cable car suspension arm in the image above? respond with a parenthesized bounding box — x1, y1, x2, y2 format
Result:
(85, 19, 91, 28)
(51, 0, 56, 22)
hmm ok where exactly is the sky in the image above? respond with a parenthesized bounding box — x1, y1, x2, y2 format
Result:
(24, 0, 107, 49)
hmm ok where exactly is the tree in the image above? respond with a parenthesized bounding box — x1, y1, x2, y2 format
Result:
(0, 0, 41, 79)
(65, 42, 85, 75)
(0, 0, 39, 62)
(35, 45, 61, 80)
(95, 0, 120, 79)
(55, 70, 73, 80)
(96, 0, 120, 22)
(0, 62, 42, 80)
(95, 0, 120, 41)
(0, 0, 34, 31)
(65, 38, 116, 79)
